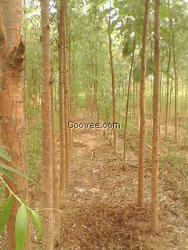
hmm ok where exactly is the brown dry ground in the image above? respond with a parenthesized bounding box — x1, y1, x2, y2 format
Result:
(56, 120, 188, 250)
(2, 116, 188, 250)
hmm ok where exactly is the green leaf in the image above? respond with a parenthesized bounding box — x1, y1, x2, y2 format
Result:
(160, 4, 169, 19)
(0, 146, 12, 162)
(0, 164, 33, 183)
(0, 167, 17, 184)
(15, 205, 28, 250)
(0, 195, 14, 233)
(30, 210, 43, 239)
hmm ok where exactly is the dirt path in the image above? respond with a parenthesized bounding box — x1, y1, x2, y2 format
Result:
(58, 127, 188, 250)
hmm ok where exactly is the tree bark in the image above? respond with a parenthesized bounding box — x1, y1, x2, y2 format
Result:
(138, 0, 149, 207)
(151, 0, 160, 233)
(123, 37, 136, 162)
(165, 48, 171, 137)
(0, 1, 28, 249)
(51, 83, 60, 246)
(172, 32, 178, 143)
(59, 0, 71, 199)
(107, 16, 117, 151)
(40, 0, 54, 248)
(58, 0, 66, 202)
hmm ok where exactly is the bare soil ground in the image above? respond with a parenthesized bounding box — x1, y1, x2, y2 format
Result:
(2, 116, 187, 250)
(57, 121, 188, 250)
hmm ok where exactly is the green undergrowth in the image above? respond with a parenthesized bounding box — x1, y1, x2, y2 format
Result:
(26, 117, 42, 182)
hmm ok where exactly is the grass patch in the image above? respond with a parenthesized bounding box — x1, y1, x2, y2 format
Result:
(160, 151, 188, 176)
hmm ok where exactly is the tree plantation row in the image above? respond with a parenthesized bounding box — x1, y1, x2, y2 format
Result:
(0, 0, 188, 249)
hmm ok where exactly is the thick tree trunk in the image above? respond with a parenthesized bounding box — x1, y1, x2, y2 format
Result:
(40, 0, 54, 248)
(151, 0, 160, 233)
(107, 17, 117, 151)
(138, 0, 149, 207)
(0, 1, 28, 249)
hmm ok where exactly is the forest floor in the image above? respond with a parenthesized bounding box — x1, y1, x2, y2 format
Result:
(1, 116, 188, 250)
(55, 115, 188, 250)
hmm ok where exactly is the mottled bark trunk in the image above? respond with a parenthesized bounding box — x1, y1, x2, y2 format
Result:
(138, 0, 149, 208)
(40, 0, 54, 248)
(0, 1, 28, 249)
(151, 0, 160, 233)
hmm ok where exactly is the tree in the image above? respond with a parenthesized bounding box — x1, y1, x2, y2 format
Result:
(172, 30, 178, 143)
(40, 0, 54, 248)
(58, 0, 71, 200)
(138, 0, 149, 207)
(0, 1, 28, 249)
(123, 37, 136, 162)
(165, 48, 171, 138)
(107, 14, 117, 151)
(151, 0, 160, 233)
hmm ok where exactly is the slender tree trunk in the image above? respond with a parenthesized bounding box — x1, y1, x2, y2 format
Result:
(132, 78, 136, 118)
(172, 32, 178, 143)
(94, 47, 99, 123)
(59, 0, 71, 200)
(185, 84, 188, 115)
(40, 0, 54, 248)
(151, 0, 160, 233)
(138, 0, 149, 207)
(51, 84, 60, 246)
(136, 82, 140, 125)
(58, 0, 66, 201)
(107, 16, 117, 151)
(62, 0, 70, 187)
(159, 73, 163, 136)
(90, 44, 97, 121)
(165, 48, 171, 137)
(0, 1, 28, 249)
(169, 79, 173, 124)
(123, 37, 136, 162)
(67, 11, 73, 166)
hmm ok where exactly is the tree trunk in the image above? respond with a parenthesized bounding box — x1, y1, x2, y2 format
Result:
(59, 0, 71, 199)
(138, 0, 149, 208)
(58, 0, 66, 202)
(63, 0, 70, 188)
(165, 48, 171, 137)
(40, 0, 54, 248)
(51, 84, 60, 246)
(123, 37, 136, 162)
(151, 0, 160, 233)
(172, 32, 178, 143)
(169, 79, 173, 124)
(107, 16, 117, 151)
(0, 1, 28, 249)
(67, 10, 73, 167)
